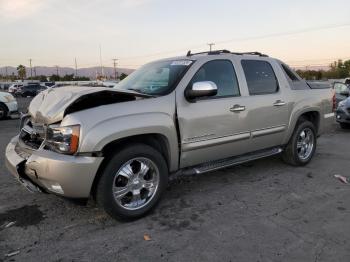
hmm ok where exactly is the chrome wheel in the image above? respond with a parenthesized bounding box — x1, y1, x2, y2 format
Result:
(297, 128, 314, 160)
(112, 157, 160, 210)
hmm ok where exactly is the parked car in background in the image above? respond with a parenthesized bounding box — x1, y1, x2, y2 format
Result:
(5, 50, 335, 220)
(8, 83, 24, 94)
(336, 97, 350, 129)
(0, 91, 18, 120)
(0, 83, 11, 91)
(43, 82, 55, 87)
(333, 82, 350, 106)
(50, 83, 70, 88)
(15, 83, 44, 97)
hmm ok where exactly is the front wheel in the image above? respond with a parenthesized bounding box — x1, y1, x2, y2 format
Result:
(96, 144, 168, 220)
(282, 120, 317, 166)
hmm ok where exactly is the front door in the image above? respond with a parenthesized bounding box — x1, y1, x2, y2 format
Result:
(176, 59, 252, 168)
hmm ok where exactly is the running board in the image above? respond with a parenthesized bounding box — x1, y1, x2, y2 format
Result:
(182, 147, 283, 176)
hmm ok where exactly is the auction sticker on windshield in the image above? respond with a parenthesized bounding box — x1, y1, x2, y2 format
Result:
(170, 60, 193, 66)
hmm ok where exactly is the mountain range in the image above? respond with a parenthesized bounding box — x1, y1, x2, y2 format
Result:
(0, 66, 134, 79)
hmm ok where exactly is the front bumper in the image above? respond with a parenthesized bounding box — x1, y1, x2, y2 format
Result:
(336, 108, 350, 123)
(5, 136, 103, 198)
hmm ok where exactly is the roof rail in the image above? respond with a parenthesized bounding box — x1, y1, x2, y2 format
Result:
(186, 50, 231, 57)
(239, 52, 269, 57)
(186, 50, 268, 57)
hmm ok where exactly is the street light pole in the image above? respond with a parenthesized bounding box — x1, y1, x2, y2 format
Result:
(29, 58, 33, 79)
(112, 58, 118, 80)
(75, 58, 78, 78)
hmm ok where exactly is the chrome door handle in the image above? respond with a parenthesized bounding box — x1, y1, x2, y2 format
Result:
(230, 105, 246, 112)
(273, 100, 286, 106)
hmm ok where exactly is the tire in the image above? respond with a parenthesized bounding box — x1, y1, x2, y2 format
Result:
(340, 123, 350, 129)
(282, 120, 317, 166)
(96, 144, 168, 220)
(0, 103, 8, 120)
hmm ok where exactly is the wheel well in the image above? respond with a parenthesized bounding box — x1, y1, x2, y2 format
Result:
(90, 134, 170, 199)
(0, 102, 9, 110)
(0, 102, 9, 115)
(298, 111, 320, 133)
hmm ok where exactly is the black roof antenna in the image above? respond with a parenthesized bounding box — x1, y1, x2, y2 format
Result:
(186, 50, 191, 57)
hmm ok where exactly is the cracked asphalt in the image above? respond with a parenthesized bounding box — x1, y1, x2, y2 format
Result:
(1, 98, 350, 262)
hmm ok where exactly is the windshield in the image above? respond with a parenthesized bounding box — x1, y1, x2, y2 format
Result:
(115, 60, 193, 95)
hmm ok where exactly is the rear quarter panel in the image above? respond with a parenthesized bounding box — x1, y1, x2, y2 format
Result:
(282, 88, 334, 144)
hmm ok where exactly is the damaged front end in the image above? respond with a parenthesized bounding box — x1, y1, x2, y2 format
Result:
(29, 86, 151, 124)
(5, 86, 146, 197)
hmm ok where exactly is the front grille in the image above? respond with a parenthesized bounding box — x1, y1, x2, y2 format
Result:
(19, 119, 46, 150)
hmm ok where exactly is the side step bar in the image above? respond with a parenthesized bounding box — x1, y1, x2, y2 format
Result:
(181, 147, 283, 176)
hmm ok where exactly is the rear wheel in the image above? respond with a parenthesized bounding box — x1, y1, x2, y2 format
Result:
(282, 120, 316, 166)
(0, 103, 8, 120)
(96, 144, 168, 220)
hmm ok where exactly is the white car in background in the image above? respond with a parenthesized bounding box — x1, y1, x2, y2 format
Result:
(8, 83, 23, 94)
(0, 91, 18, 120)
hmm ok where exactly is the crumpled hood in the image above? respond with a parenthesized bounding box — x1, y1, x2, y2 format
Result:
(28, 86, 148, 124)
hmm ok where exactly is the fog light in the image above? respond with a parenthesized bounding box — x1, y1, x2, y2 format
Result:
(50, 183, 64, 194)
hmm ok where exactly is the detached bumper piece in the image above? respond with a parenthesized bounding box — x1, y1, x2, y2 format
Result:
(5, 138, 42, 193)
(5, 136, 104, 198)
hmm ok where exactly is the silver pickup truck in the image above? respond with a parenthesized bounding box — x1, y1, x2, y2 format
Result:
(5, 50, 335, 220)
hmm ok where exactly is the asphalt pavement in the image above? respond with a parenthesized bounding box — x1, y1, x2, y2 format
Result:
(0, 98, 350, 262)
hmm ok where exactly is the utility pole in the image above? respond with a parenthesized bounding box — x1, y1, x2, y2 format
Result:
(34, 67, 37, 77)
(207, 43, 215, 52)
(5, 67, 8, 81)
(55, 65, 59, 76)
(74, 57, 78, 78)
(112, 58, 118, 80)
(99, 45, 104, 79)
(29, 58, 33, 79)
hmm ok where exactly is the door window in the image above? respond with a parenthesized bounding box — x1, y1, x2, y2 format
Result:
(190, 60, 240, 97)
(241, 60, 279, 95)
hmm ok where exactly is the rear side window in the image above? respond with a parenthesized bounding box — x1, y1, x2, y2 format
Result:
(281, 64, 299, 81)
(241, 60, 279, 95)
(190, 60, 240, 97)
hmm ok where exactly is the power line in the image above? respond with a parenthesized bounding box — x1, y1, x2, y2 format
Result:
(116, 21, 350, 61)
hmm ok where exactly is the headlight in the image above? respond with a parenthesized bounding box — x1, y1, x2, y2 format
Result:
(4, 94, 15, 102)
(46, 125, 80, 154)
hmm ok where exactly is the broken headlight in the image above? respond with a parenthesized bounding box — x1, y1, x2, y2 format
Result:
(46, 125, 80, 154)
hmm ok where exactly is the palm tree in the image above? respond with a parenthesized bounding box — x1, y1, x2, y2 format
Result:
(17, 65, 26, 80)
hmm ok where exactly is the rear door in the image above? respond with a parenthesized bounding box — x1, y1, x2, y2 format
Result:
(239, 59, 290, 150)
(176, 59, 252, 168)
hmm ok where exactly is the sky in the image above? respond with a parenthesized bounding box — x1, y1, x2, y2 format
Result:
(0, 0, 350, 69)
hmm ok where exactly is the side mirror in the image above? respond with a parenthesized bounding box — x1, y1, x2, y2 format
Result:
(185, 81, 218, 100)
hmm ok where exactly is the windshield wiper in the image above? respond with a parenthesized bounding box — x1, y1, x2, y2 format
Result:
(127, 88, 144, 93)
(125, 88, 157, 97)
